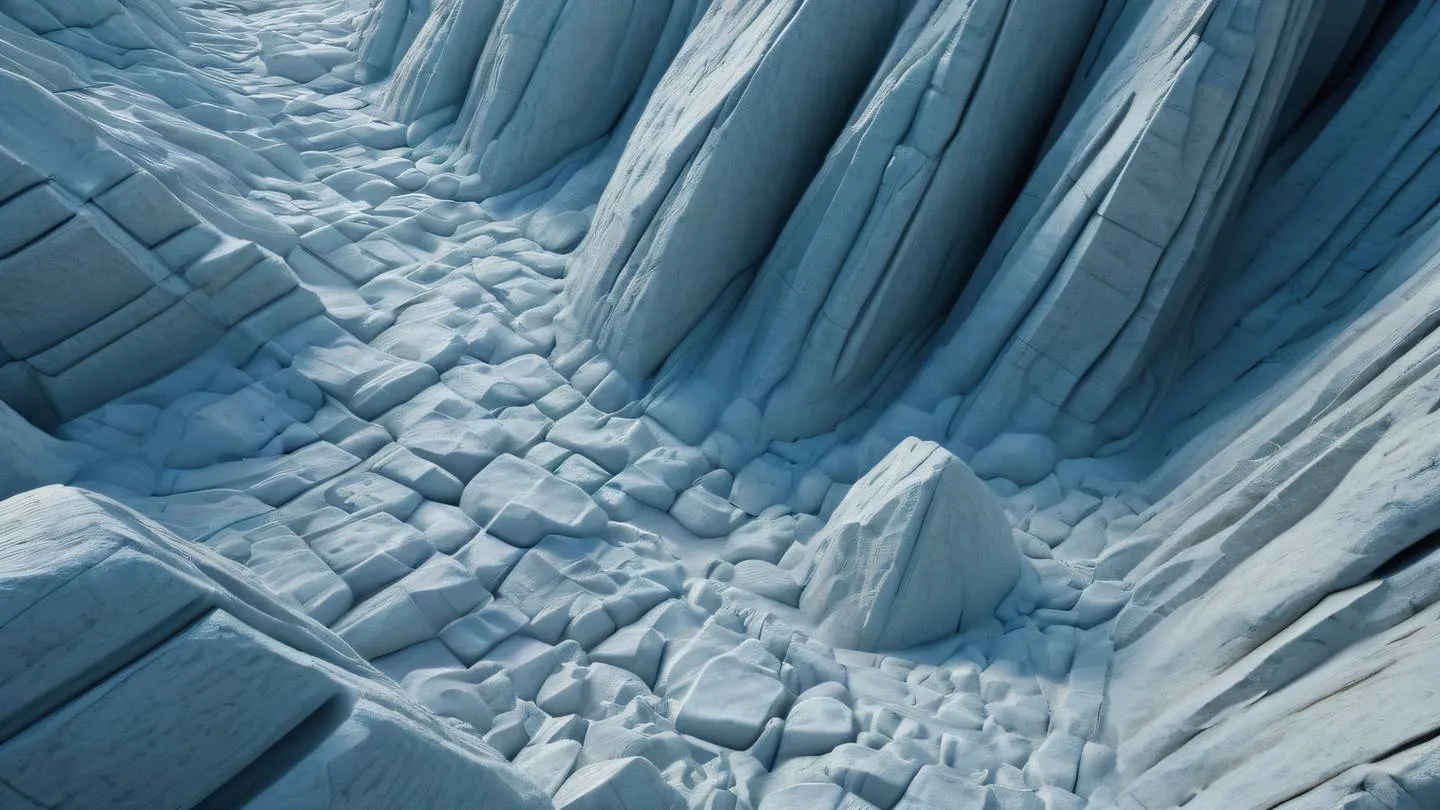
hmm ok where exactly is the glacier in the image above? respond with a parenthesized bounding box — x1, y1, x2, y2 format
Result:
(0, 0, 1438, 807)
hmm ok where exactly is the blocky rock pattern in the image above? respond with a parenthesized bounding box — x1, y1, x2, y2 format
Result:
(0, 0, 1438, 808)
(0, 486, 549, 809)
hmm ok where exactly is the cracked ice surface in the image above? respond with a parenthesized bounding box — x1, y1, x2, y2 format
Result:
(3, 0, 1440, 808)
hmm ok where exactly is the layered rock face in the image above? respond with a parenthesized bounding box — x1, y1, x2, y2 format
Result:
(800, 438, 1018, 651)
(0, 400, 94, 499)
(563, 0, 909, 380)
(5, 0, 1440, 807)
(0, 38, 314, 428)
(0, 486, 548, 809)
(648, 0, 1108, 443)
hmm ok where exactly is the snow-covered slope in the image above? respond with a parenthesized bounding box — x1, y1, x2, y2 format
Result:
(2, 0, 1439, 807)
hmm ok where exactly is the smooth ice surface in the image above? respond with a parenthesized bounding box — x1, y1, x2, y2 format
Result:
(5, 0, 1440, 807)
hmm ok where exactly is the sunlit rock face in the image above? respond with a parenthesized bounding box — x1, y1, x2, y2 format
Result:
(4, 0, 1440, 807)
(799, 438, 1018, 652)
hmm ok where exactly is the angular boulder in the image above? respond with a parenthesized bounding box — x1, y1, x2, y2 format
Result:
(800, 437, 1018, 651)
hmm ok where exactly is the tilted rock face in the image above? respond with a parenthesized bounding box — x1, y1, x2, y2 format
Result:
(0, 67, 314, 429)
(649, 0, 1106, 444)
(1070, 6, 1440, 806)
(800, 437, 1019, 651)
(0, 486, 550, 809)
(563, 0, 905, 379)
(1139, 0, 1440, 466)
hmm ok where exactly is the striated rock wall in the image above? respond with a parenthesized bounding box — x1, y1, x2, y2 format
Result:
(5, 0, 1440, 806)
(562, 0, 907, 380)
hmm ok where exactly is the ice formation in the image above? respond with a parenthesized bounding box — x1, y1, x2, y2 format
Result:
(799, 438, 1018, 652)
(2, 0, 1439, 807)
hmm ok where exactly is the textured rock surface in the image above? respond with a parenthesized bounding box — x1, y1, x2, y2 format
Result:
(4, 0, 1440, 807)
(563, 0, 906, 378)
(0, 486, 548, 809)
(801, 438, 1018, 651)
(649, 0, 1107, 443)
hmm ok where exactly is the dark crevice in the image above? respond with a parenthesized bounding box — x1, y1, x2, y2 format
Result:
(1263, 0, 1420, 172)
(1370, 525, 1440, 580)
(1368, 721, 1440, 766)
